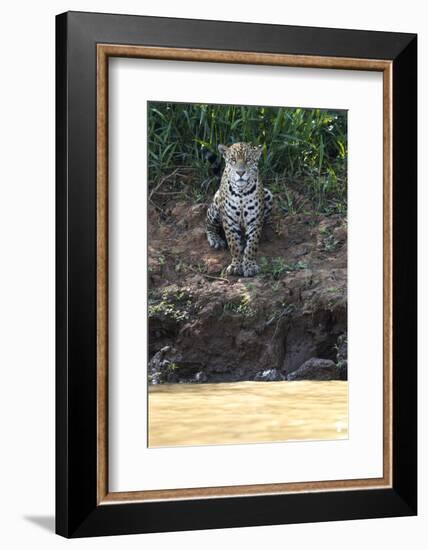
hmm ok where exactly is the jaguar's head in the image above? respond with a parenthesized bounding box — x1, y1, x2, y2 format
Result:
(218, 142, 263, 190)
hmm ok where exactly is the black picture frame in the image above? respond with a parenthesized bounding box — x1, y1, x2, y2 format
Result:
(56, 10, 417, 538)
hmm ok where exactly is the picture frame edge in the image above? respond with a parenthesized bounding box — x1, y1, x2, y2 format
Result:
(55, 11, 417, 538)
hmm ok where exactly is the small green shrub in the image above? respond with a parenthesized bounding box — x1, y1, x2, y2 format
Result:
(260, 257, 308, 280)
(223, 294, 256, 318)
(322, 233, 340, 252)
(148, 288, 194, 322)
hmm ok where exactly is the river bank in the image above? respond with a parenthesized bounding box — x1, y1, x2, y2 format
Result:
(148, 198, 348, 384)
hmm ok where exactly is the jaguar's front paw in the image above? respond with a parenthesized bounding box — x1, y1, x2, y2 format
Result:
(242, 261, 260, 277)
(207, 234, 227, 250)
(225, 262, 243, 276)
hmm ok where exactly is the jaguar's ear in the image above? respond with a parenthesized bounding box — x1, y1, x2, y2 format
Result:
(254, 144, 264, 159)
(218, 144, 229, 158)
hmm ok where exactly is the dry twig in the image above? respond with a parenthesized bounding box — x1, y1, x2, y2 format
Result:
(187, 265, 230, 284)
(149, 168, 183, 201)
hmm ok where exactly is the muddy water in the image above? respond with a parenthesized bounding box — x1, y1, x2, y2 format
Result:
(148, 381, 348, 447)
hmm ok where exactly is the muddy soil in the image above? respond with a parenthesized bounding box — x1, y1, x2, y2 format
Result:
(148, 200, 347, 383)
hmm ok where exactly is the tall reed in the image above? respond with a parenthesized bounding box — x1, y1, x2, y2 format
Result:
(148, 101, 347, 214)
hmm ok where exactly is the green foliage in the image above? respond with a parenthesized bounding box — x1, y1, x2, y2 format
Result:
(319, 225, 341, 252)
(276, 183, 305, 215)
(259, 256, 308, 280)
(148, 101, 347, 214)
(166, 362, 180, 372)
(322, 233, 340, 252)
(223, 294, 256, 318)
(148, 288, 194, 322)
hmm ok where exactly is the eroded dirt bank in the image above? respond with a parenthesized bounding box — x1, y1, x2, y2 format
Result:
(148, 200, 347, 384)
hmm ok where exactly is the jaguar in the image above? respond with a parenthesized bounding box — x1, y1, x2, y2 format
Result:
(206, 142, 273, 277)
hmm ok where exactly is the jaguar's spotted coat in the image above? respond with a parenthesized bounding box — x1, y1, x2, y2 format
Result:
(206, 142, 273, 277)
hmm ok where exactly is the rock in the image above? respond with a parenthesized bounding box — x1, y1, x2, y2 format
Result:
(148, 346, 170, 372)
(148, 346, 177, 384)
(254, 368, 285, 382)
(338, 361, 348, 380)
(336, 333, 348, 380)
(287, 358, 341, 381)
(336, 333, 347, 364)
(194, 371, 208, 383)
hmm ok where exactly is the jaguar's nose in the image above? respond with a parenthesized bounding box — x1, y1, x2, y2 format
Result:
(236, 170, 246, 177)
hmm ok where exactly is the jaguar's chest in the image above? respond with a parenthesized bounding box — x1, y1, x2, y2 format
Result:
(219, 178, 262, 227)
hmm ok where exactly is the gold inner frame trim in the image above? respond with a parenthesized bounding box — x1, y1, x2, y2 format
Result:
(96, 43, 393, 505)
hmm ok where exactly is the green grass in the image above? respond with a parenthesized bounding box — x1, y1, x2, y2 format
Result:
(259, 256, 308, 280)
(322, 233, 340, 252)
(148, 101, 347, 215)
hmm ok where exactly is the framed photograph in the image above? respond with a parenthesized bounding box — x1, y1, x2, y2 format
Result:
(56, 11, 417, 538)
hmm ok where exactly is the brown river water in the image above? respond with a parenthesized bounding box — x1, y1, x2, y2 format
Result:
(148, 381, 348, 447)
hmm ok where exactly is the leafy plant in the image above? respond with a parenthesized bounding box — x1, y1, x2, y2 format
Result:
(148, 288, 194, 322)
(259, 257, 308, 279)
(223, 294, 256, 318)
(322, 233, 340, 252)
(148, 102, 347, 215)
